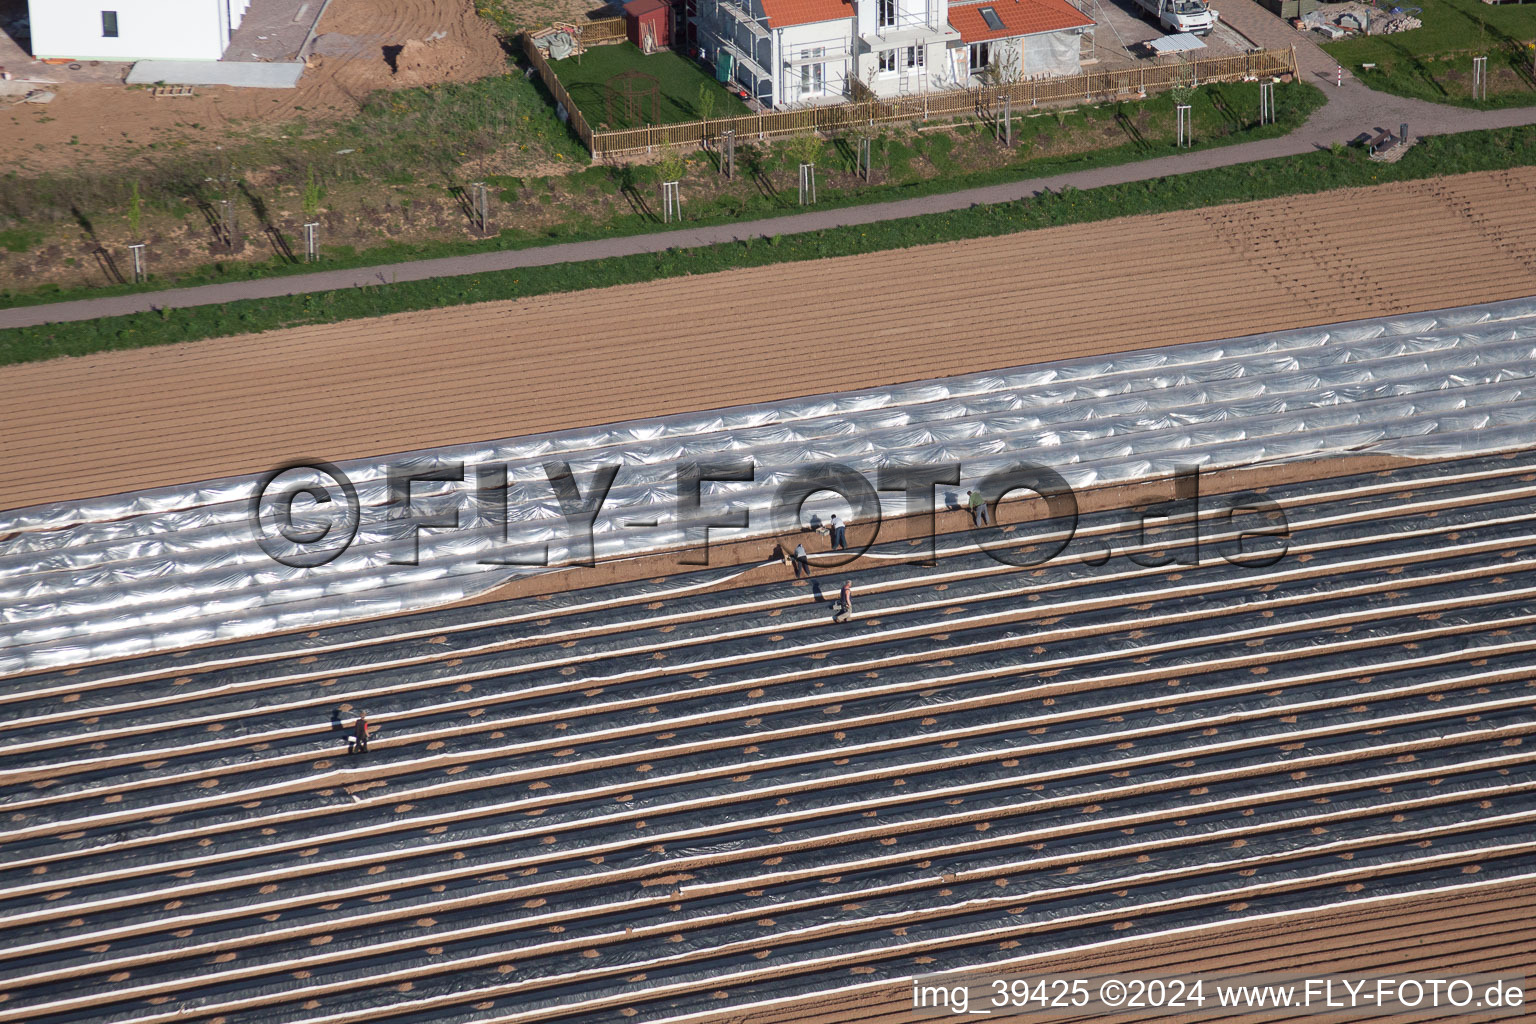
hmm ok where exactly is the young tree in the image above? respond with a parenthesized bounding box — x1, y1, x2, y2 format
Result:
(982, 42, 1023, 87)
(1167, 64, 1196, 108)
(787, 132, 823, 168)
(696, 81, 717, 126)
(302, 166, 324, 220)
(657, 144, 688, 183)
(127, 181, 142, 240)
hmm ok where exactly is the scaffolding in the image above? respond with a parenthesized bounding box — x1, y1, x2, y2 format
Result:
(699, 0, 773, 101)
(783, 38, 852, 102)
(1066, 0, 1125, 63)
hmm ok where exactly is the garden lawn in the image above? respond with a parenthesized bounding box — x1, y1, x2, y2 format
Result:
(553, 42, 752, 129)
(1322, 0, 1536, 105)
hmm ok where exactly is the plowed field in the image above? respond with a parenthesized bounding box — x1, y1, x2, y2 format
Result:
(4, 166, 1536, 510)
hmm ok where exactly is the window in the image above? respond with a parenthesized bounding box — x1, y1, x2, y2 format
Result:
(877, 0, 897, 29)
(878, 48, 897, 72)
(101, 10, 119, 37)
(904, 44, 925, 69)
(977, 6, 1005, 30)
(968, 41, 991, 75)
(799, 47, 826, 96)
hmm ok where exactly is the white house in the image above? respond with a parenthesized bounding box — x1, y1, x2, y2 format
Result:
(26, 0, 252, 62)
(689, 0, 1091, 108)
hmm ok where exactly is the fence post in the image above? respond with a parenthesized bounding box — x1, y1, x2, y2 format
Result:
(469, 181, 490, 234)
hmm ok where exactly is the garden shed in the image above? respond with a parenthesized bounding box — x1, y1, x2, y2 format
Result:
(624, 0, 674, 53)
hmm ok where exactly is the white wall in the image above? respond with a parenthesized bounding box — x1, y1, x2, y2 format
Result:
(851, 0, 957, 98)
(856, 38, 945, 97)
(28, 0, 228, 61)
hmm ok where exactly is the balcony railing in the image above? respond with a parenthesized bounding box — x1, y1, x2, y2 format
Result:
(783, 38, 852, 64)
(871, 10, 945, 37)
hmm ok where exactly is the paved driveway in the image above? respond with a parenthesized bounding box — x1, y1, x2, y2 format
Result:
(1088, 0, 1256, 68)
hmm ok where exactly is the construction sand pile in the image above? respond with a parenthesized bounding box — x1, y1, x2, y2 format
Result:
(323, 0, 509, 89)
(390, 33, 504, 86)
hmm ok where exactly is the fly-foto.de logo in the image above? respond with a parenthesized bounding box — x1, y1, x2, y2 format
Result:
(248, 459, 1290, 572)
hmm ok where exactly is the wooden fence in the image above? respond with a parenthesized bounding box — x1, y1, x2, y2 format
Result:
(522, 31, 594, 152)
(578, 17, 627, 44)
(522, 30, 1296, 160)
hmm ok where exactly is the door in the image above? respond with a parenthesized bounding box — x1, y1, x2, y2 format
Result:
(799, 47, 826, 97)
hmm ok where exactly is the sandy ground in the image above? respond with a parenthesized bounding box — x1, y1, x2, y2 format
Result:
(0, 0, 508, 175)
(509, 0, 623, 29)
(3, 166, 1536, 511)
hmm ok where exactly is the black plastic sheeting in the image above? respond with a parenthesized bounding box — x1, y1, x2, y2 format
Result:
(4, 448, 1536, 1024)
(8, 752, 1530, 1001)
(5, 687, 1534, 1017)
(7, 547, 1535, 835)
(5, 581, 1533, 888)
(6, 580, 1529, 884)
(5, 482, 1533, 790)
(37, 828, 1536, 1024)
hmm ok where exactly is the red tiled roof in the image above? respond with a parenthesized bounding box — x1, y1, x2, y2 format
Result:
(948, 0, 1093, 42)
(759, 0, 852, 28)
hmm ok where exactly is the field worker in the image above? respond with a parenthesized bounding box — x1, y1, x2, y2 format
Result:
(348, 712, 371, 755)
(793, 542, 811, 578)
(828, 513, 847, 551)
(967, 489, 990, 527)
(834, 580, 853, 623)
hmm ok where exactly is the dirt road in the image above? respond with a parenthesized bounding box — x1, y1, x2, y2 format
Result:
(4, 167, 1536, 511)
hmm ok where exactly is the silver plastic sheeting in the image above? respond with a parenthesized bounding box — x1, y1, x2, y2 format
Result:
(3, 295, 1536, 675)
(1021, 29, 1082, 78)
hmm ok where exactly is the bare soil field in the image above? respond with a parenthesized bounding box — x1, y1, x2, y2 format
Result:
(4, 166, 1536, 510)
(503, 0, 623, 30)
(0, 0, 507, 175)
